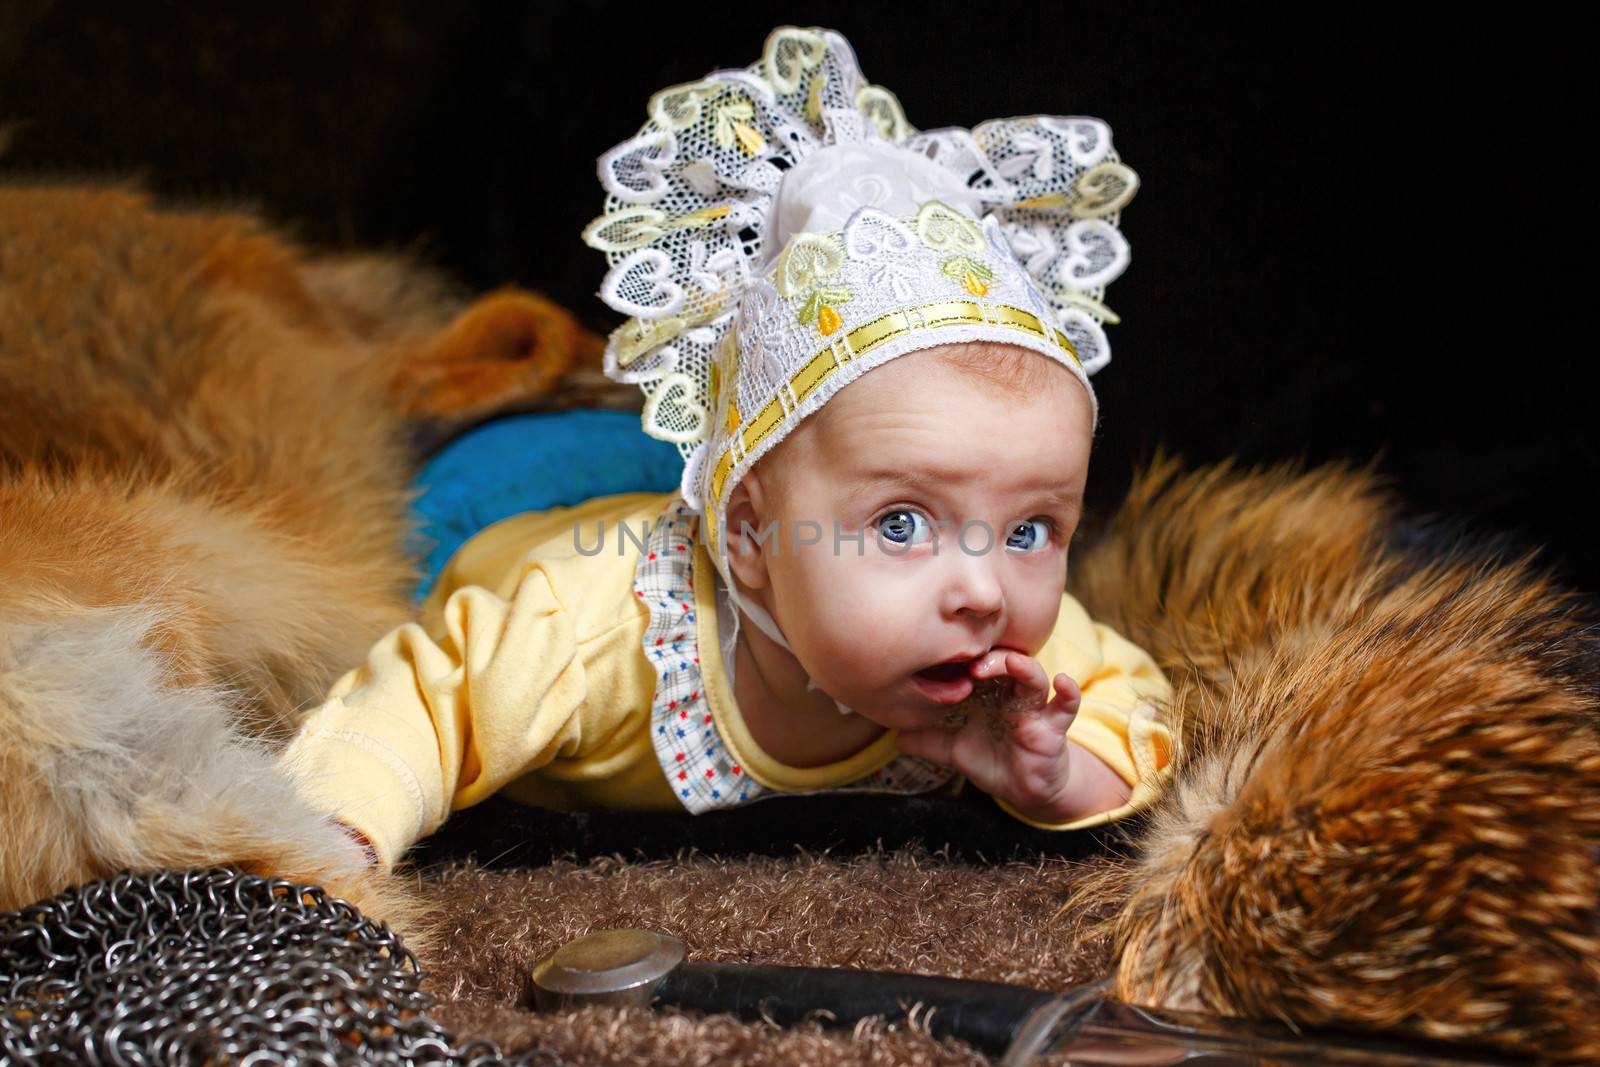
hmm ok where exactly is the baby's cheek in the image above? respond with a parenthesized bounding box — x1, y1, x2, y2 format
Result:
(790, 556, 921, 685)
(1012, 590, 1065, 655)
(809, 606, 904, 693)
(812, 621, 889, 682)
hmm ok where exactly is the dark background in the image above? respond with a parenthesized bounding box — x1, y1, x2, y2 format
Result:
(3, 3, 1592, 589)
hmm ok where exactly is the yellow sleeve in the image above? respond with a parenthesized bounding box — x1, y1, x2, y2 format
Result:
(995, 593, 1176, 831)
(280, 560, 589, 869)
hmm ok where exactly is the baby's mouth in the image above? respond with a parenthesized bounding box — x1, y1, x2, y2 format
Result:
(910, 658, 977, 705)
(914, 660, 973, 684)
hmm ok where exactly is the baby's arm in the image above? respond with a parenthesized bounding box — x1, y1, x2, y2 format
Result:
(281, 560, 589, 868)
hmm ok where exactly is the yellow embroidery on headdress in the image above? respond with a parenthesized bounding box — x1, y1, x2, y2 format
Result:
(940, 256, 996, 297)
(610, 316, 689, 367)
(731, 121, 766, 157)
(1017, 163, 1139, 218)
(804, 76, 826, 127)
(854, 85, 910, 143)
(763, 27, 827, 94)
(776, 233, 845, 296)
(1016, 192, 1069, 211)
(648, 80, 720, 130)
(582, 208, 669, 253)
(641, 372, 708, 445)
(1067, 162, 1140, 218)
(713, 97, 763, 156)
(796, 288, 852, 332)
(775, 232, 855, 332)
(669, 205, 733, 230)
(915, 202, 985, 254)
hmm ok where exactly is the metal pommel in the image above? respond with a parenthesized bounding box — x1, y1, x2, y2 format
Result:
(530, 928, 687, 1010)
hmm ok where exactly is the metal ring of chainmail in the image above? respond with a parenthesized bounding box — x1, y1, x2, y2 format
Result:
(0, 866, 567, 1066)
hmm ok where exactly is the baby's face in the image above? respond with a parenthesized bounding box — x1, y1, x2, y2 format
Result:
(729, 343, 1092, 732)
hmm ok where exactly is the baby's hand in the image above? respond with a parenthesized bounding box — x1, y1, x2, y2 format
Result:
(895, 649, 1129, 824)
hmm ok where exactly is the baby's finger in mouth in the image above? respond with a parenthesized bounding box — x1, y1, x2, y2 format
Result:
(1005, 651, 1050, 692)
(971, 650, 1008, 679)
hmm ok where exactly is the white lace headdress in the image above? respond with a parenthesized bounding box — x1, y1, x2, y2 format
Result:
(584, 25, 1138, 594)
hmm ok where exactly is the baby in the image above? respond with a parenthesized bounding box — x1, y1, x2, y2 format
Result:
(721, 340, 1140, 825)
(281, 26, 1173, 868)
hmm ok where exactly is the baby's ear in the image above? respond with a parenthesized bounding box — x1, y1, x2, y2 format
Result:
(723, 474, 774, 591)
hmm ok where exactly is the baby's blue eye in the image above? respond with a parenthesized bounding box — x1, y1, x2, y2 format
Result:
(1005, 519, 1052, 552)
(876, 509, 932, 546)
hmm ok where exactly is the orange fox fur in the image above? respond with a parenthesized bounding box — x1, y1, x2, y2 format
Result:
(0, 185, 607, 947)
(1069, 453, 1600, 1062)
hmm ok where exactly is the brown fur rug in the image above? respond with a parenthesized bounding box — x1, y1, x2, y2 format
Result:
(419, 852, 1118, 1065)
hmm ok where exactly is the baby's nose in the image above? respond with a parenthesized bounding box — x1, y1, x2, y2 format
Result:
(941, 548, 1004, 620)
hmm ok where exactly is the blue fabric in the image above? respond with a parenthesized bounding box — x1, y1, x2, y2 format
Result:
(408, 410, 683, 602)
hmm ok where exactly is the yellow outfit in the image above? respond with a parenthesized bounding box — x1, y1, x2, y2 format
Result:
(282, 492, 1175, 869)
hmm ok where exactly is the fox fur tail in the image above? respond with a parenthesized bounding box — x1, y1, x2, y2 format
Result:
(0, 605, 429, 947)
(1070, 449, 1600, 1062)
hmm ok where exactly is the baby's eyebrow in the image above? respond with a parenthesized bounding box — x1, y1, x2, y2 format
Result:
(840, 468, 953, 496)
(1037, 487, 1085, 511)
(840, 468, 1083, 511)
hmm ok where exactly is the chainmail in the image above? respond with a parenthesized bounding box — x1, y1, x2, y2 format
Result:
(0, 867, 567, 1066)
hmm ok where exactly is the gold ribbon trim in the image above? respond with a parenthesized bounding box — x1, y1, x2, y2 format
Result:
(705, 301, 1079, 556)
